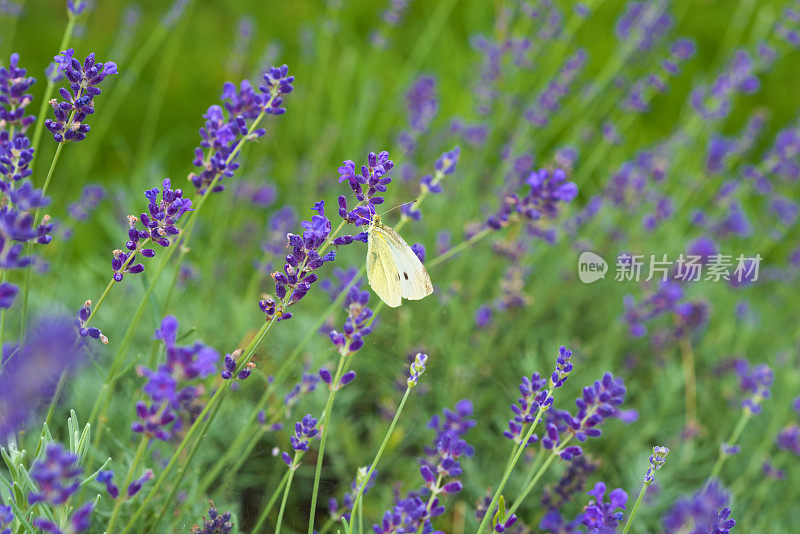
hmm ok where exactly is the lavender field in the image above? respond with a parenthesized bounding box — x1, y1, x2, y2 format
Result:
(1, 0, 799, 532)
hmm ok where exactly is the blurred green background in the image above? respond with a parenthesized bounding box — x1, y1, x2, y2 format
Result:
(3, 0, 800, 532)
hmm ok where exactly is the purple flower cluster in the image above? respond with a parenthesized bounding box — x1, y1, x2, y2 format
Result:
(132, 316, 218, 440)
(259, 201, 336, 322)
(691, 49, 760, 121)
(541, 456, 598, 511)
(67, 184, 105, 221)
(407, 352, 428, 388)
(622, 281, 683, 338)
(486, 167, 578, 230)
(1, 53, 35, 182)
(624, 38, 696, 112)
(96, 469, 153, 499)
(662, 481, 735, 534)
(0, 500, 11, 534)
(398, 75, 438, 155)
(337, 151, 394, 226)
(373, 400, 475, 533)
(220, 349, 254, 380)
(645, 446, 670, 483)
(615, 0, 673, 51)
(542, 373, 627, 461)
(44, 50, 117, 142)
(776, 425, 800, 455)
(28, 444, 95, 533)
(524, 49, 587, 127)
(539, 481, 627, 533)
(282, 414, 318, 468)
(284, 369, 321, 409)
(112, 179, 192, 282)
(328, 285, 374, 356)
(328, 467, 377, 522)
(733, 359, 773, 415)
(189, 66, 293, 194)
(402, 147, 461, 221)
(75, 299, 107, 343)
(0, 317, 81, 439)
(0, 55, 54, 303)
(192, 501, 233, 534)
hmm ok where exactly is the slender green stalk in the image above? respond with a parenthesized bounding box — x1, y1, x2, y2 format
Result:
(678, 336, 698, 435)
(476, 389, 553, 533)
(19, 140, 66, 340)
(415, 474, 444, 534)
(349, 387, 412, 524)
(275, 457, 300, 534)
(620, 481, 651, 534)
(707, 411, 752, 485)
(307, 354, 348, 533)
(106, 436, 149, 534)
(119, 318, 275, 534)
(506, 450, 559, 516)
(29, 16, 76, 171)
(251, 469, 291, 533)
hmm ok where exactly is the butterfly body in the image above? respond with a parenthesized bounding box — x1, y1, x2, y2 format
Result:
(366, 215, 433, 307)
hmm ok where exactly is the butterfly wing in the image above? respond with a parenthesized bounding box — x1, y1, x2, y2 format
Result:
(367, 228, 403, 307)
(376, 225, 433, 301)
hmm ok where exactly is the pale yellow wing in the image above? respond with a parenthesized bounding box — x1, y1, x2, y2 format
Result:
(375, 224, 433, 301)
(366, 228, 403, 307)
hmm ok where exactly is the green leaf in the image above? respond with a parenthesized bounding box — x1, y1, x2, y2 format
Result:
(7, 495, 37, 534)
(80, 457, 112, 489)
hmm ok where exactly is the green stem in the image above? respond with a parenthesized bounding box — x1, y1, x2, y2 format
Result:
(506, 450, 559, 517)
(19, 141, 66, 341)
(275, 460, 299, 534)
(106, 436, 149, 534)
(251, 469, 291, 534)
(476, 392, 552, 533)
(707, 411, 752, 485)
(307, 354, 348, 533)
(119, 318, 275, 534)
(415, 474, 444, 534)
(29, 16, 76, 171)
(349, 387, 412, 524)
(620, 481, 651, 534)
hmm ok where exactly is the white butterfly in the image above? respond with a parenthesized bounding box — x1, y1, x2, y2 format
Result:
(366, 215, 433, 307)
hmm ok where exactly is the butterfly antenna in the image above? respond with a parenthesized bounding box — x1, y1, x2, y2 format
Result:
(379, 199, 417, 217)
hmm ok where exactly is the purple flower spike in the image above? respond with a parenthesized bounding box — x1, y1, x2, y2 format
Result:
(44, 50, 117, 142)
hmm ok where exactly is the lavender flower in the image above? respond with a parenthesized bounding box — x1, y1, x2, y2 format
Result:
(691, 50, 760, 121)
(407, 352, 428, 388)
(284, 369, 321, 409)
(28, 444, 81, 505)
(67, 184, 104, 221)
(192, 501, 233, 534)
(401, 147, 460, 221)
(541, 456, 598, 510)
(328, 285, 374, 358)
(328, 467, 377, 522)
(398, 75, 438, 154)
(374, 400, 475, 533)
(615, 0, 673, 51)
(645, 446, 670, 483)
(0, 500, 11, 534)
(34, 502, 94, 534)
(577, 482, 628, 532)
(0, 317, 81, 439)
(190, 66, 293, 194)
(221, 349, 255, 380)
(734, 360, 773, 415)
(337, 151, 394, 225)
(282, 414, 318, 468)
(75, 299, 107, 343)
(0, 282, 18, 309)
(260, 201, 337, 321)
(44, 50, 117, 142)
(66, 1, 88, 16)
(524, 49, 586, 126)
(776, 425, 800, 455)
(486, 167, 577, 230)
(111, 179, 192, 282)
(542, 373, 627, 461)
(132, 316, 218, 440)
(663, 481, 735, 533)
